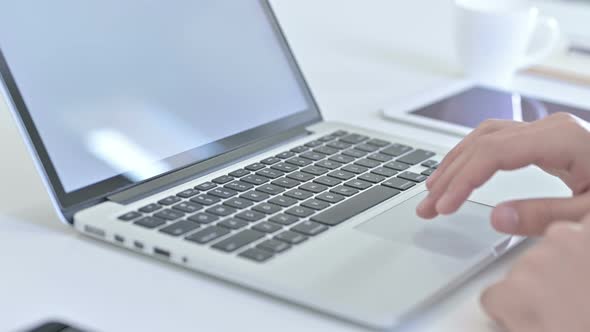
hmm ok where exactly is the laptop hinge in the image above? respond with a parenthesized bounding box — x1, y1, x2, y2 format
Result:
(106, 126, 312, 205)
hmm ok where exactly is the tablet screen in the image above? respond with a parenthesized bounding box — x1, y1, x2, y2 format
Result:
(410, 86, 590, 128)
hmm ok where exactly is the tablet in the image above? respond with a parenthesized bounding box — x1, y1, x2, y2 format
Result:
(382, 82, 590, 137)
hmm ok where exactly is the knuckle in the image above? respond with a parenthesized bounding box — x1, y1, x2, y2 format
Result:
(550, 111, 577, 124)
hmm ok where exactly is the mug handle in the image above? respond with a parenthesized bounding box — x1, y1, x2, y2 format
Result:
(519, 16, 560, 69)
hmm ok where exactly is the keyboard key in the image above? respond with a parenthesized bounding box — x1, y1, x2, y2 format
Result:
(271, 178, 300, 189)
(315, 160, 342, 170)
(330, 185, 359, 197)
(381, 144, 413, 157)
(218, 218, 249, 230)
(326, 141, 352, 150)
(139, 203, 162, 213)
(332, 130, 348, 137)
(312, 186, 400, 226)
(256, 184, 285, 195)
(342, 149, 367, 158)
(176, 188, 200, 198)
(134, 216, 166, 229)
(190, 194, 220, 206)
(328, 154, 354, 164)
(186, 226, 230, 244)
(397, 149, 436, 165)
(286, 157, 312, 167)
(239, 248, 273, 262)
(344, 179, 372, 190)
(301, 165, 329, 176)
(118, 211, 142, 221)
(195, 182, 217, 191)
(314, 176, 342, 187)
(304, 140, 323, 148)
(313, 146, 338, 156)
(235, 210, 266, 222)
(269, 214, 299, 225)
(371, 167, 398, 177)
(300, 182, 328, 194)
(382, 178, 416, 191)
(154, 209, 185, 221)
(384, 161, 410, 171)
(327, 170, 355, 180)
(256, 168, 284, 179)
(158, 196, 182, 206)
(225, 181, 254, 192)
(421, 160, 439, 168)
(229, 169, 250, 178)
(224, 197, 254, 209)
(290, 145, 309, 153)
(241, 174, 269, 185)
(253, 203, 282, 215)
(300, 152, 325, 161)
(354, 143, 379, 153)
(366, 138, 391, 147)
(301, 199, 330, 211)
(212, 229, 266, 252)
(275, 231, 308, 244)
(358, 173, 386, 183)
(341, 164, 368, 174)
(188, 212, 220, 224)
(252, 221, 282, 234)
(292, 220, 328, 236)
(285, 206, 315, 218)
(340, 134, 368, 144)
(316, 192, 345, 204)
(240, 190, 270, 202)
(398, 171, 428, 183)
(271, 163, 299, 173)
(421, 168, 435, 176)
(208, 187, 238, 199)
(367, 153, 393, 163)
(245, 163, 266, 171)
(285, 188, 314, 200)
(355, 159, 380, 168)
(212, 175, 234, 184)
(319, 134, 338, 142)
(276, 151, 296, 159)
(268, 195, 298, 207)
(287, 171, 315, 182)
(172, 201, 203, 213)
(206, 205, 236, 217)
(257, 239, 291, 253)
(261, 157, 281, 165)
(159, 220, 200, 236)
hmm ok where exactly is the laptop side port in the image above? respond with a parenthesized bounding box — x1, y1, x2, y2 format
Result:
(83, 225, 105, 238)
(153, 247, 171, 259)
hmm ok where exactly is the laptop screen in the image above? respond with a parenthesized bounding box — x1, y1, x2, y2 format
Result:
(0, 1, 320, 207)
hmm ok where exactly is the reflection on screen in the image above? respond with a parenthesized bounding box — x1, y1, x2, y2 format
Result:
(0, 1, 310, 192)
(411, 87, 590, 128)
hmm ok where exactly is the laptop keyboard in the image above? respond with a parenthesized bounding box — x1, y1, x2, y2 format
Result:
(116, 130, 439, 262)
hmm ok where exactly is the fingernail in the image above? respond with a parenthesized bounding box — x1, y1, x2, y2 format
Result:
(493, 204, 519, 233)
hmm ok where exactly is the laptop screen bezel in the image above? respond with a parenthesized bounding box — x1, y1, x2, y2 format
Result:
(0, 0, 323, 211)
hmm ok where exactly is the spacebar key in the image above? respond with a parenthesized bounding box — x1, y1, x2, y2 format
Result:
(311, 186, 400, 226)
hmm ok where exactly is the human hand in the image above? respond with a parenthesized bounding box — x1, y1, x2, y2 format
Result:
(480, 214, 590, 332)
(416, 113, 590, 235)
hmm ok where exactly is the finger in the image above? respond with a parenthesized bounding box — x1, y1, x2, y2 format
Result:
(427, 120, 521, 189)
(481, 281, 513, 329)
(434, 124, 560, 215)
(490, 195, 590, 236)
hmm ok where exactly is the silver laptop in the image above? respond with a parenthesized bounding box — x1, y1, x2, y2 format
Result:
(0, 1, 517, 329)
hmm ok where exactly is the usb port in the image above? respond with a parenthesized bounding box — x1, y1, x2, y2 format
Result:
(153, 247, 170, 259)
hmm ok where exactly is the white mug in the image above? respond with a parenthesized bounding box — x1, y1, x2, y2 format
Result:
(454, 0, 560, 84)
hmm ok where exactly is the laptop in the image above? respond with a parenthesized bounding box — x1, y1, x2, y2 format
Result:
(0, 1, 517, 329)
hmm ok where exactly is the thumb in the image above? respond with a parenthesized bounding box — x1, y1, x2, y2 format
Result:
(490, 195, 590, 236)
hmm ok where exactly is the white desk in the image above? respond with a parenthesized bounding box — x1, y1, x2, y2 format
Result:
(0, 1, 587, 331)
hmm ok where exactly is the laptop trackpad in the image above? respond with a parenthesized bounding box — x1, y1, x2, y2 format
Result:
(356, 191, 505, 260)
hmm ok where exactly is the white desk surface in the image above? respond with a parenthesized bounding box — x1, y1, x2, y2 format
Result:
(1, 1, 588, 331)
